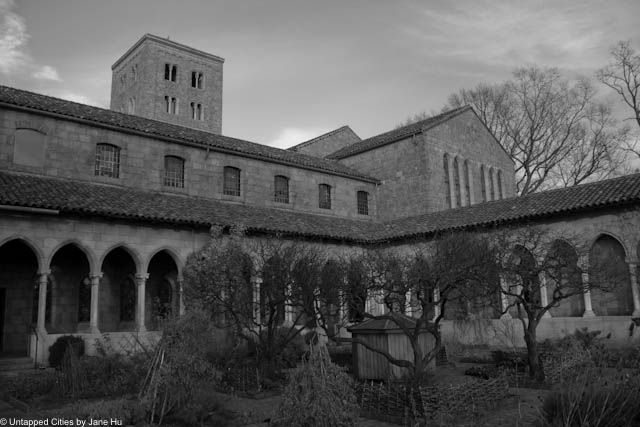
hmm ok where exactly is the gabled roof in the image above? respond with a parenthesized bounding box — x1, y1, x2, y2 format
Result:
(287, 125, 360, 152)
(376, 173, 640, 242)
(0, 171, 377, 243)
(0, 86, 378, 183)
(326, 106, 471, 159)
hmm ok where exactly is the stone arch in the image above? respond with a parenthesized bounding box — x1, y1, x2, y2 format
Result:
(47, 239, 98, 275)
(143, 247, 183, 278)
(100, 246, 139, 332)
(48, 243, 91, 332)
(146, 249, 180, 330)
(0, 238, 41, 354)
(0, 235, 44, 273)
(504, 244, 540, 317)
(545, 239, 584, 317)
(589, 234, 632, 316)
(587, 232, 629, 260)
(98, 243, 142, 274)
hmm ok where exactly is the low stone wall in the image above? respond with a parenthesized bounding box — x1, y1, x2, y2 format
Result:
(30, 330, 161, 365)
(442, 316, 640, 349)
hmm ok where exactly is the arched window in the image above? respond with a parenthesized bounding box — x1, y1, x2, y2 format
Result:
(464, 160, 471, 206)
(196, 103, 203, 120)
(453, 157, 461, 208)
(480, 165, 487, 202)
(95, 143, 120, 178)
(319, 184, 331, 209)
(164, 155, 185, 188)
(128, 97, 135, 114)
(170, 97, 178, 114)
(357, 191, 369, 215)
(443, 154, 451, 208)
(223, 166, 241, 196)
(164, 96, 170, 113)
(14, 128, 46, 167)
(274, 175, 289, 203)
(171, 65, 177, 82)
(489, 168, 495, 200)
(497, 170, 503, 199)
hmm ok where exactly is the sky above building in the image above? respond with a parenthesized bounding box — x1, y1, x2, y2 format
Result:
(1, 0, 639, 149)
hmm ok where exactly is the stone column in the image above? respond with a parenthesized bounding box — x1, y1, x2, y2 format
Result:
(627, 261, 640, 316)
(499, 276, 511, 319)
(284, 284, 294, 324)
(467, 163, 475, 206)
(36, 272, 49, 333)
(177, 277, 185, 316)
(433, 287, 441, 321)
(581, 270, 596, 317)
(135, 273, 148, 332)
(538, 271, 552, 318)
(405, 290, 412, 316)
(89, 273, 102, 334)
(253, 277, 262, 324)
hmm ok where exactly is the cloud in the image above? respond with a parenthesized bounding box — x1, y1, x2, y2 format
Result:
(52, 91, 95, 106)
(0, 0, 28, 74)
(0, 0, 61, 80)
(33, 65, 61, 82)
(268, 127, 331, 149)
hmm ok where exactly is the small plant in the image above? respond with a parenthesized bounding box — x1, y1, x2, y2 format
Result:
(271, 344, 359, 427)
(48, 335, 84, 368)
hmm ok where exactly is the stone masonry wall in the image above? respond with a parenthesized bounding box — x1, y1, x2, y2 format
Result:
(0, 108, 377, 220)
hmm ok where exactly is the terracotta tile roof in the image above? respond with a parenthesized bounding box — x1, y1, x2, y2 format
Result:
(376, 173, 640, 242)
(326, 106, 471, 159)
(0, 86, 378, 183)
(0, 171, 376, 242)
(1, 170, 639, 244)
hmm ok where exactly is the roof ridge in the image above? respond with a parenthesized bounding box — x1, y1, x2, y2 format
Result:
(326, 105, 472, 159)
(287, 125, 355, 151)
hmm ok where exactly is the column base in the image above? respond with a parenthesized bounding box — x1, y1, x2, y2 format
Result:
(136, 325, 147, 333)
(89, 325, 101, 334)
(582, 310, 596, 317)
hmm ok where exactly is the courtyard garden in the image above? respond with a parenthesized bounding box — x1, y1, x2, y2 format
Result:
(3, 229, 640, 426)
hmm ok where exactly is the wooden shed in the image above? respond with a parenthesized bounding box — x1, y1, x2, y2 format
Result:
(348, 314, 436, 380)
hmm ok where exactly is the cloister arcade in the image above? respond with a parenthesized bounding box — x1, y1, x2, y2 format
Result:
(0, 237, 183, 356)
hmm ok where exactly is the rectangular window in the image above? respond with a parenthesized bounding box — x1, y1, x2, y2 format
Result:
(223, 166, 241, 196)
(319, 184, 331, 209)
(95, 143, 120, 178)
(191, 71, 197, 88)
(164, 155, 184, 188)
(164, 64, 170, 80)
(274, 175, 289, 203)
(357, 191, 369, 215)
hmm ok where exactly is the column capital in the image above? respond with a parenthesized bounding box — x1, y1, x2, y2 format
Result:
(626, 258, 639, 267)
(89, 273, 103, 286)
(135, 273, 149, 283)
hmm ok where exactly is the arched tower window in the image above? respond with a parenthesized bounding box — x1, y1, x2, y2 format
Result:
(464, 160, 471, 206)
(480, 165, 487, 202)
(453, 157, 461, 208)
(489, 168, 495, 200)
(443, 154, 451, 209)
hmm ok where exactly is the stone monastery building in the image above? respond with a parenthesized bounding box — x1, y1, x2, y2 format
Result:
(1, 34, 640, 363)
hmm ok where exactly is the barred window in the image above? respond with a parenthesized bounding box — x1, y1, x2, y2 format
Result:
(357, 191, 369, 215)
(443, 154, 451, 208)
(274, 175, 289, 203)
(319, 184, 331, 209)
(94, 143, 120, 178)
(164, 155, 184, 188)
(480, 165, 487, 202)
(223, 166, 241, 196)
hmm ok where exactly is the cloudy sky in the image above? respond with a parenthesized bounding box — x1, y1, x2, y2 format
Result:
(1, 0, 639, 148)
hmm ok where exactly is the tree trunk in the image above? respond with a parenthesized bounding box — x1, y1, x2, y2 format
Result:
(523, 319, 545, 382)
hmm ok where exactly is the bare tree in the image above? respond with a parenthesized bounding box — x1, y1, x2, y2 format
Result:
(446, 66, 626, 194)
(598, 41, 640, 130)
(345, 233, 499, 383)
(598, 41, 640, 159)
(482, 226, 629, 382)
